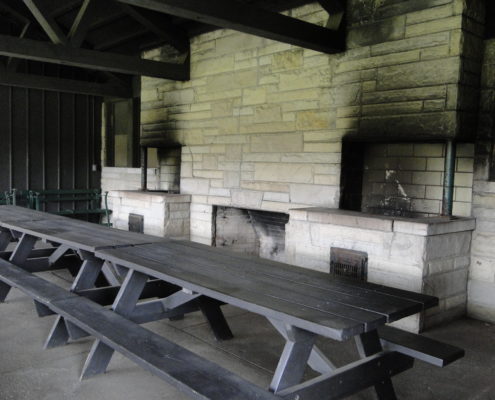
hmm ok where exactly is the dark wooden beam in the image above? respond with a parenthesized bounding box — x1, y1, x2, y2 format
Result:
(68, 0, 99, 47)
(6, 22, 31, 71)
(121, 4, 189, 53)
(0, 34, 189, 80)
(115, 0, 345, 54)
(22, 0, 68, 44)
(318, 0, 345, 30)
(0, 66, 132, 97)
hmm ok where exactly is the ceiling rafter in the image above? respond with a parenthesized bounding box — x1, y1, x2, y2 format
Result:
(68, 0, 99, 47)
(0, 34, 189, 80)
(0, 64, 132, 97)
(22, 0, 67, 44)
(114, 0, 345, 54)
(318, 0, 345, 30)
(120, 4, 189, 53)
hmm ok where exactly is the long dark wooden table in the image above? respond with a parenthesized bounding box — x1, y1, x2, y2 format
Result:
(0, 206, 462, 399)
(93, 240, 441, 398)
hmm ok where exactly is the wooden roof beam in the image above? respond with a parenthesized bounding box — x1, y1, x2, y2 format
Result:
(318, 0, 345, 30)
(22, 0, 67, 44)
(121, 4, 189, 53)
(0, 34, 189, 80)
(68, 0, 99, 47)
(0, 65, 132, 98)
(115, 0, 345, 54)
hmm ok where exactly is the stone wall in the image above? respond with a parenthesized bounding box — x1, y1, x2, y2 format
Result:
(362, 143, 474, 217)
(101, 167, 160, 191)
(141, 0, 473, 245)
(470, 38, 495, 323)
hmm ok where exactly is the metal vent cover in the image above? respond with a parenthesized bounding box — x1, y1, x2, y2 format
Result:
(330, 247, 368, 281)
(129, 213, 144, 233)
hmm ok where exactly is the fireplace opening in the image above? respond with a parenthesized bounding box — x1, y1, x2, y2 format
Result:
(339, 141, 474, 218)
(213, 206, 289, 262)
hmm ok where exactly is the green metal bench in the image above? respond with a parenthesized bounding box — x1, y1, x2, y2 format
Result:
(29, 189, 111, 226)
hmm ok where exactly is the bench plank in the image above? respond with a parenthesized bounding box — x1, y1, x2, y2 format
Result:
(52, 296, 279, 399)
(378, 326, 465, 367)
(0, 258, 77, 304)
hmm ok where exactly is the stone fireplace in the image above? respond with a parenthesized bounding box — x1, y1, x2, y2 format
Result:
(213, 206, 289, 263)
(285, 208, 475, 332)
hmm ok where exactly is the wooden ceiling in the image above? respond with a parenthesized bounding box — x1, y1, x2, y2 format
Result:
(0, 0, 346, 98)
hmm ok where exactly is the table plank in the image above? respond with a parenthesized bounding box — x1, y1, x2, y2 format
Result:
(98, 245, 367, 341)
(176, 240, 438, 309)
(158, 241, 423, 322)
(0, 205, 66, 223)
(100, 242, 422, 325)
(0, 214, 165, 251)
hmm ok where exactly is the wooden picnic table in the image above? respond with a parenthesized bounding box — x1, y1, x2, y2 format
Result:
(0, 206, 464, 400)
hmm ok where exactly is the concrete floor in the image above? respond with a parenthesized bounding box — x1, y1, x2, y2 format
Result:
(0, 270, 494, 400)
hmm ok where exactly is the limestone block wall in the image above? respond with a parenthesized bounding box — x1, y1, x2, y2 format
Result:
(140, 0, 473, 245)
(470, 39, 495, 323)
(101, 167, 161, 191)
(362, 143, 474, 217)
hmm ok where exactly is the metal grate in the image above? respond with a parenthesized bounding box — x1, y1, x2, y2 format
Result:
(129, 213, 144, 233)
(330, 247, 368, 281)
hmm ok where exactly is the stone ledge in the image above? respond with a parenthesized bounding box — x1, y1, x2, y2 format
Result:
(289, 207, 475, 236)
(108, 190, 191, 204)
(289, 207, 394, 232)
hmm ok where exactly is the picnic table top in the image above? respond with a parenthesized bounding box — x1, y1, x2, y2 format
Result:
(0, 205, 165, 252)
(97, 240, 438, 342)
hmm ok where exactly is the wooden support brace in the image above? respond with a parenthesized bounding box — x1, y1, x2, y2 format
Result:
(278, 351, 414, 400)
(270, 324, 317, 393)
(0, 230, 12, 251)
(198, 297, 234, 341)
(270, 318, 335, 374)
(80, 269, 148, 380)
(355, 330, 398, 400)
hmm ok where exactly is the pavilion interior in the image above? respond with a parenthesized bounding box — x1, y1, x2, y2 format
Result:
(1, 0, 495, 398)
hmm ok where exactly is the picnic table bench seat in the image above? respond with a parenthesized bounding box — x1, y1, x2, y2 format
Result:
(378, 325, 465, 367)
(0, 259, 278, 400)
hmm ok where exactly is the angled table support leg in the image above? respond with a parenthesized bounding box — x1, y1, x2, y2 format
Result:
(1, 233, 38, 301)
(355, 330, 398, 400)
(45, 251, 105, 348)
(198, 297, 233, 341)
(0, 230, 12, 251)
(48, 245, 70, 265)
(269, 318, 335, 374)
(270, 323, 317, 393)
(9, 233, 38, 265)
(80, 269, 148, 380)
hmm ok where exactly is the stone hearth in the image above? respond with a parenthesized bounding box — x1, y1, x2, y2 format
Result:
(107, 190, 191, 239)
(286, 208, 476, 332)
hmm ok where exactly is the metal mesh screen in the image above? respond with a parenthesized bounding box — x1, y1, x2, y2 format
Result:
(330, 247, 368, 281)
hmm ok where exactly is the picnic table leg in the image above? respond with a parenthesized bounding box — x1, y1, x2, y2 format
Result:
(269, 318, 335, 374)
(45, 251, 104, 348)
(270, 324, 317, 393)
(80, 268, 148, 380)
(198, 297, 233, 341)
(0, 229, 12, 251)
(355, 330, 398, 400)
(0, 233, 38, 302)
